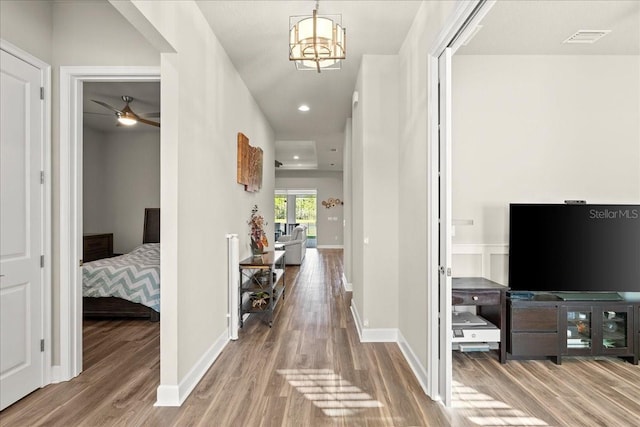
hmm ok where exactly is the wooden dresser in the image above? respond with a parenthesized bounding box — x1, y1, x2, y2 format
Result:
(83, 233, 113, 262)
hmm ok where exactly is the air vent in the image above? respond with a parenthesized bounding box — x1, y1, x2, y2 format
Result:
(563, 30, 611, 44)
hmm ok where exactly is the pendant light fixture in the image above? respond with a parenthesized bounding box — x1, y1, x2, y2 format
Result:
(289, 0, 346, 73)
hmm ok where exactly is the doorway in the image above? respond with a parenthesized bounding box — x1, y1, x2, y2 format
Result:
(275, 189, 318, 248)
(429, 0, 495, 406)
(59, 66, 160, 381)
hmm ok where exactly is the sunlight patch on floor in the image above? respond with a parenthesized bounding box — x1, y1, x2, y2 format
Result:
(452, 381, 549, 426)
(278, 368, 383, 417)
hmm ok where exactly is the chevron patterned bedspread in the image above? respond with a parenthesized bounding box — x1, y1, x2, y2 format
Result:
(83, 243, 160, 312)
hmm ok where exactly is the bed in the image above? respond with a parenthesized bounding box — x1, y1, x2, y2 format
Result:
(82, 208, 160, 321)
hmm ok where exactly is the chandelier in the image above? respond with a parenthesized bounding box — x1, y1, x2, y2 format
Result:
(289, 1, 346, 73)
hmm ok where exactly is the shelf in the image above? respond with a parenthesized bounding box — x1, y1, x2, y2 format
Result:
(239, 252, 285, 328)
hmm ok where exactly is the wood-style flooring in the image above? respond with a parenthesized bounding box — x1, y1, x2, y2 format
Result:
(1, 249, 639, 426)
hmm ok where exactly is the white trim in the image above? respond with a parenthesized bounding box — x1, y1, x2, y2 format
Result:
(341, 273, 352, 292)
(350, 300, 364, 340)
(426, 0, 496, 405)
(316, 245, 344, 249)
(452, 243, 508, 281)
(360, 328, 398, 343)
(0, 39, 52, 389)
(398, 330, 429, 396)
(349, 300, 397, 342)
(155, 331, 229, 407)
(59, 66, 161, 382)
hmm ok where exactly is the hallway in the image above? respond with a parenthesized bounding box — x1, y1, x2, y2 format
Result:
(0, 249, 450, 426)
(4, 249, 637, 426)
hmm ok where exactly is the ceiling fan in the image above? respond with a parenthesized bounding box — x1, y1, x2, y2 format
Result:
(91, 95, 160, 128)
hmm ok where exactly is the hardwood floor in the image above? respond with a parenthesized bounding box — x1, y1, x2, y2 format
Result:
(1, 249, 639, 426)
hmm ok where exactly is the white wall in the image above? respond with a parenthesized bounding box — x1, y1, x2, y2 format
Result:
(451, 55, 640, 280)
(343, 119, 353, 286)
(82, 127, 109, 235)
(396, 0, 458, 378)
(83, 128, 160, 254)
(452, 55, 640, 248)
(123, 0, 275, 399)
(351, 55, 400, 330)
(275, 170, 344, 247)
(0, 0, 52, 63)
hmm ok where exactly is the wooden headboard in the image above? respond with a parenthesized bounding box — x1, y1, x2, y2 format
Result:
(143, 208, 160, 243)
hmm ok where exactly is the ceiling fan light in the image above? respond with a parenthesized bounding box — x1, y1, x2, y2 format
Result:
(289, 7, 346, 73)
(117, 112, 137, 126)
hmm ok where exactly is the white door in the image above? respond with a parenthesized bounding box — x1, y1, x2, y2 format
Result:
(438, 47, 453, 407)
(0, 49, 44, 410)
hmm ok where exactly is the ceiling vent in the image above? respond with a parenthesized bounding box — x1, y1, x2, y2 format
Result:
(563, 30, 611, 44)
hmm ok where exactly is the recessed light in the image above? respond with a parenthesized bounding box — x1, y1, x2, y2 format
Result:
(330, 148, 337, 152)
(293, 155, 299, 160)
(330, 163, 335, 166)
(298, 104, 310, 112)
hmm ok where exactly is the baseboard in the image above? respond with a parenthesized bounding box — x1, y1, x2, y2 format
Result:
(155, 330, 229, 407)
(316, 245, 344, 249)
(349, 300, 397, 342)
(397, 330, 429, 396)
(342, 273, 352, 292)
(350, 300, 364, 340)
(50, 365, 64, 383)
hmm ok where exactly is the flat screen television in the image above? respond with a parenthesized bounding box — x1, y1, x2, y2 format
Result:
(508, 203, 640, 294)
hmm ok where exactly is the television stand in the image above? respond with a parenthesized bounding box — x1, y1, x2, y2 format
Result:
(553, 292, 623, 301)
(507, 293, 638, 365)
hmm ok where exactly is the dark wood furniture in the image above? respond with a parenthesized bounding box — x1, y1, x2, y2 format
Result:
(83, 208, 160, 322)
(507, 294, 638, 365)
(239, 251, 285, 328)
(452, 277, 508, 363)
(83, 233, 113, 262)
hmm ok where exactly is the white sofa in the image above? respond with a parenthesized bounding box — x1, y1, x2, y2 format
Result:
(276, 225, 307, 265)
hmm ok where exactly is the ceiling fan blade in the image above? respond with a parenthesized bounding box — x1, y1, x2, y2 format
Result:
(83, 111, 112, 116)
(141, 112, 160, 118)
(91, 99, 122, 114)
(137, 117, 161, 128)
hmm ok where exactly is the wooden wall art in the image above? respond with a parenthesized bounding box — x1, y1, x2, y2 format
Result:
(237, 132, 263, 192)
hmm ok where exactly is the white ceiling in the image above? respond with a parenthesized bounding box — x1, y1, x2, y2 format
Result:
(195, 0, 422, 171)
(83, 81, 160, 133)
(87, 1, 638, 167)
(458, 0, 640, 55)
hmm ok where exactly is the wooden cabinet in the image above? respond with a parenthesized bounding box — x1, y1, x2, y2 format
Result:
(508, 300, 560, 362)
(452, 277, 507, 363)
(636, 304, 640, 361)
(239, 251, 285, 328)
(507, 296, 638, 365)
(83, 233, 113, 262)
(561, 303, 635, 362)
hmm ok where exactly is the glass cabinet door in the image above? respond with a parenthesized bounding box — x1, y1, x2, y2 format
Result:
(566, 308, 592, 351)
(600, 306, 633, 356)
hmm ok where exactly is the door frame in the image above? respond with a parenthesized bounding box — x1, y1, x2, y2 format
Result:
(0, 39, 52, 387)
(426, 0, 495, 404)
(58, 66, 160, 381)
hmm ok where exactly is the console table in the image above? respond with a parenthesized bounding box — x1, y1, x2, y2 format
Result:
(239, 251, 285, 328)
(452, 277, 508, 363)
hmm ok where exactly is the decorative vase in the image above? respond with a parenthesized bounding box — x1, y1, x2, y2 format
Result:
(251, 238, 264, 256)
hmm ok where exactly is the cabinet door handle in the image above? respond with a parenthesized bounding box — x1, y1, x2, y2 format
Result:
(472, 296, 479, 301)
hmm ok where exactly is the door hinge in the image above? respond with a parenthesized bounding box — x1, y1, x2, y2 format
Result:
(40, 171, 45, 184)
(40, 339, 45, 352)
(40, 87, 44, 100)
(40, 255, 44, 268)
